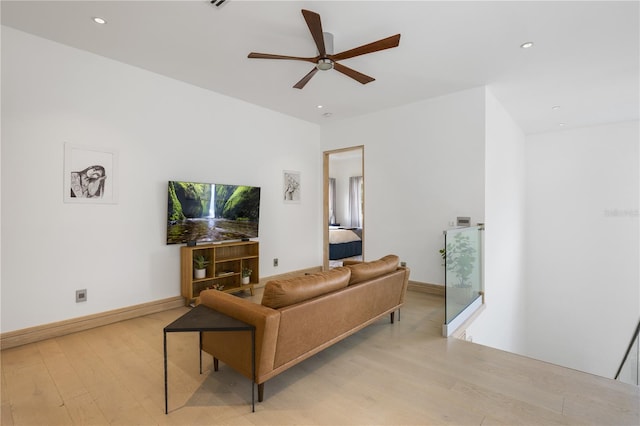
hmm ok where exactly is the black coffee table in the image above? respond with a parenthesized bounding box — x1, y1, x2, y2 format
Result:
(163, 304, 256, 413)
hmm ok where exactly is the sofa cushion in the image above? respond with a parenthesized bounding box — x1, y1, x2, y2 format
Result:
(346, 255, 399, 285)
(261, 267, 351, 309)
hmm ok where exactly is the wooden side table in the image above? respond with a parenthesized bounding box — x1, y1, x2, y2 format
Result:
(163, 304, 255, 413)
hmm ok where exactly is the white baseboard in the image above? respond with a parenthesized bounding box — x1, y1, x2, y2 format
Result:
(1, 296, 185, 350)
(408, 281, 445, 296)
(1, 269, 441, 350)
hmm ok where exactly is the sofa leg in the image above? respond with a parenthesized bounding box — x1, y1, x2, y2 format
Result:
(258, 383, 264, 402)
(213, 357, 219, 372)
(390, 312, 395, 324)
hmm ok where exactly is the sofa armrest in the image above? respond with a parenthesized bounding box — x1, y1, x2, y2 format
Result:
(199, 290, 280, 382)
(398, 266, 410, 305)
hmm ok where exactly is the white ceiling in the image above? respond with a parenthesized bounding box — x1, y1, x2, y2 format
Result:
(2, 0, 638, 134)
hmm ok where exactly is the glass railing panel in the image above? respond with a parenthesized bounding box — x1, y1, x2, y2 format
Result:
(444, 226, 483, 325)
(616, 332, 639, 386)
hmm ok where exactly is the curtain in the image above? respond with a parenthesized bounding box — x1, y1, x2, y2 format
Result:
(328, 177, 336, 224)
(349, 176, 363, 228)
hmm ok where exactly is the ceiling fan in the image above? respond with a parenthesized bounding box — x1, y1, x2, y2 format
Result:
(248, 9, 401, 89)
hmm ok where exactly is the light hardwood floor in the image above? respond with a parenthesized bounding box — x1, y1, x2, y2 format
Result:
(1, 290, 638, 425)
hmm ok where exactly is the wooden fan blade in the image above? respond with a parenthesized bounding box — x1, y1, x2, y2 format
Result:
(248, 52, 317, 63)
(330, 34, 401, 61)
(301, 9, 326, 57)
(293, 67, 319, 89)
(333, 62, 375, 85)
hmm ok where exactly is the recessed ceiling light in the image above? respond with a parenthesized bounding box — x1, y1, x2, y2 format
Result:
(520, 41, 534, 49)
(92, 17, 107, 24)
(322, 112, 333, 118)
(552, 105, 561, 110)
(559, 123, 566, 127)
(317, 105, 324, 109)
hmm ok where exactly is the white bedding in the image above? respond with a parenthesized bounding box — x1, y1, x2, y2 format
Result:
(329, 229, 361, 244)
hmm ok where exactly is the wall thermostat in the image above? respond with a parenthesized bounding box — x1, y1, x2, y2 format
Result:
(457, 216, 471, 227)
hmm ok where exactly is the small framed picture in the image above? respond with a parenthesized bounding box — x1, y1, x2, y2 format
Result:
(64, 143, 118, 204)
(283, 170, 301, 203)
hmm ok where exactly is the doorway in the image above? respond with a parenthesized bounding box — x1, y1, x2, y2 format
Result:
(323, 146, 364, 270)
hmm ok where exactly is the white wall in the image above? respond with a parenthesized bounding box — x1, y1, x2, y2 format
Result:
(466, 89, 527, 354)
(1, 27, 322, 332)
(524, 121, 639, 378)
(320, 88, 486, 284)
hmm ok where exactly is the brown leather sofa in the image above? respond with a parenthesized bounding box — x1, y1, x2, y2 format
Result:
(198, 254, 410, 402)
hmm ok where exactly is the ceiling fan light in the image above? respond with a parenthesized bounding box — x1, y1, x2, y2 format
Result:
(316, 58, 334, 71)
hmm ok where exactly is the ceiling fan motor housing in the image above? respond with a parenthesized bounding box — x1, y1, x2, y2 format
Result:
(316, 32, 334, 70)
(316, 58, 334, 71)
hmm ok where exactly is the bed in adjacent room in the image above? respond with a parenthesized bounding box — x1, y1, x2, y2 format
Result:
(329, 227, 362, 260)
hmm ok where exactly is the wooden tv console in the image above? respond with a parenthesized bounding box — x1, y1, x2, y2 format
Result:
(180, 241, 259, 306)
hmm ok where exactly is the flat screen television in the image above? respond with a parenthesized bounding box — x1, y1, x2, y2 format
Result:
(167, 180, 260, 245)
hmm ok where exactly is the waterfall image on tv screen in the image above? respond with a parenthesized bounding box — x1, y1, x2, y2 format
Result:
(167, 181, 260, 245)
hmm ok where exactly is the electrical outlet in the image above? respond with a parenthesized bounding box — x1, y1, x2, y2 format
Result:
(273, 258, 278, 267)
(76, 289, 87, 303)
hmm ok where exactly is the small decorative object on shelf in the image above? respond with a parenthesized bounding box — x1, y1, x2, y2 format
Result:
(209, 284, 225, 291)
(242, 267, 252, 285)
(193, 255, 209, 279)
